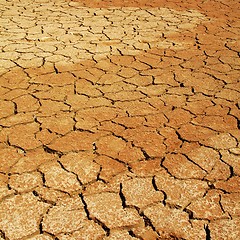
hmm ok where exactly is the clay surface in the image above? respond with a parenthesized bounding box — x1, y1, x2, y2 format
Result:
(0, 0, 239, 239)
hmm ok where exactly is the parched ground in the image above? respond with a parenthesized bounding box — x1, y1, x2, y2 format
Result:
(0, 0, 239, 239)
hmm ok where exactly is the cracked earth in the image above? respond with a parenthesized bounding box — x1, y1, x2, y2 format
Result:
(0, 0, 239, 239)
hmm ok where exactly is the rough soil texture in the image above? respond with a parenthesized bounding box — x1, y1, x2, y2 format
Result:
(0, 0, 240, 239)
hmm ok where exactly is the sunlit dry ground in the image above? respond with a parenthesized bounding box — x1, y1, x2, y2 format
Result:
(0, 0, 239, 239)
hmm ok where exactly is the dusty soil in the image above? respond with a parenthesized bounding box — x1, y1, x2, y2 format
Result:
(0, 0, 239, 239)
